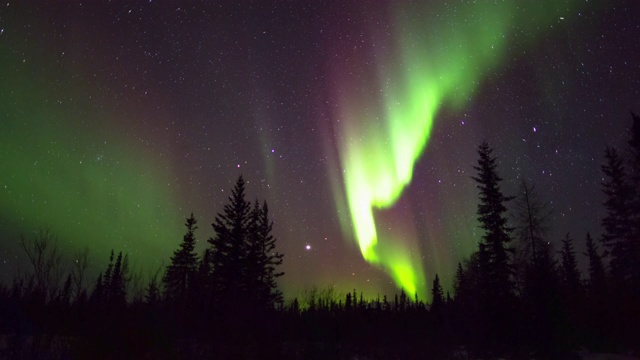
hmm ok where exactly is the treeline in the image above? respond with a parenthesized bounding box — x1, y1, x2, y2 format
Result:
(0, 113, 639, 359)
(283, 112, 639, 359)
(0, 176, 286, 358)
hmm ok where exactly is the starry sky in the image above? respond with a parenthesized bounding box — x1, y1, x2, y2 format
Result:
(1, 1, 639, 299)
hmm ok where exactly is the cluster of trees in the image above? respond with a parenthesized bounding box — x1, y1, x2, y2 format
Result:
(0, 176, 285, 358)
(446, 112, 640, 356)
(88, 175, 285, 315)
(0, 114, 638, 358)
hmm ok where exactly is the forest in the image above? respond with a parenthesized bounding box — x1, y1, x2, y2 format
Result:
(0, 112, 639, 359)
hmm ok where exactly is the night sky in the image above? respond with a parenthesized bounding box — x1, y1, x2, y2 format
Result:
(1, 1, 639, 299)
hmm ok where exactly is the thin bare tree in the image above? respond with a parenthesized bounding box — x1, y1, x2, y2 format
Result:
(19, 228, 66, 302)
(70, 247, 90, 301)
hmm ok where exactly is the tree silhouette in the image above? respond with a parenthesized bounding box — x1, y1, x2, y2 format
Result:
(246, 201, 284, 308)
(206, 176, 285, 312)
(513, 179, 552, 263)
(512, 179, 553, 297)
(163, 213, 199, 305)
(18, 228, 65, 302)
(91, 250, 127, 308)
(472, 142, 515, 352)
(472, 142, 514, 296)
(625, 112, 640, 294)
(71, 247, 90, 302)
(559, 233, 581, 291)
(208, 175, 252, 305)
(601, 146, 635, 285)
(584, 232, 606, 292)
(430, 273, 444, 312)
(453, 262, 467, 301)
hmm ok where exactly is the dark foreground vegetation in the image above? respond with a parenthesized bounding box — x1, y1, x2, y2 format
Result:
(1, 113, 639, 359)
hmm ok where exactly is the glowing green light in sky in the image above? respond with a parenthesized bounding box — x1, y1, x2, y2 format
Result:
(0, 40, 183, 266)
(336, 1, 587, 298)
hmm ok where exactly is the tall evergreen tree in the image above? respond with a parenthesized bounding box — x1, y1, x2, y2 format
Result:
(109, 252, 127, 306)
(583, 233, 610, 351)
(584, 232, 606, 292)
(163, 213, 199, 304)
(453, 262, 466, 301)
(91, 250, 127, 307)
(146, 275, 161, 305)
(472, 142, 515, 352)
(207, 176, 284, 310)
(472, 142, 514, 298)
(559, 233, 581, 291)
(431, 273, 444, 311)
(601, 146, 635, 284)
(625, 112, 640, 294)
(208, 176, 252, 302)
(246, 201, 284, 308)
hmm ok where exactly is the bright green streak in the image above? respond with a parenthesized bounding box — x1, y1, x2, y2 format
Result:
(338, 1, 586, 297)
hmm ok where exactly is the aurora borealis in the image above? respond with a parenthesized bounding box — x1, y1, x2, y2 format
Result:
(1, 1, 639, 300)
(332, 1, 593, 297)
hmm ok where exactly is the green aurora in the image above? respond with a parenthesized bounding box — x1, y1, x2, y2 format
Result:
(334, 1, 593, 298)
(0, 38, 183, 266)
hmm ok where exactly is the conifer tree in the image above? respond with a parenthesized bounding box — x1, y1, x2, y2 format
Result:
(472, 142, 514, 298)
(208, 176, 251, 302)
(207, 176, 284, 310)
(164, 213, 199, 304)
(247, 201, 284, 307)
(472, 142, 515, 351)
(108, 252, 127, 306)
(431, 273, 444, 311)
(91, 250, 127, 307)
(453, 262, 466, 301)
(91, 272, 104, 304)
(146, 275, 161, 305)
(584, 232, 606, 293)
(625, 112, 640, 293)
(559, 233, 581, 291)
(601, 146, 635, 284)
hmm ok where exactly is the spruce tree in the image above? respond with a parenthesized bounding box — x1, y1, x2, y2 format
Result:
(207, 176, 284, 310)
(453, 262, 466, 301)
(559, 233, 581, 291)
(601, 146, 635, 284)
(163, 213, 199, 304)
(626, 112, 640, 294)
(146, 275, 161, 305)
(472, 141, 515, 351)
(472, 142, 514, 298)
(584, 232, 606, 293)
(191, 248, 213, 310)
(431, 273, 444, 311)
(109, 252, 127, 306)
(247, 201, 284, 308)
(91, 272, 104, 304)
(208, 175, 252, 303)
(92, 250, 127, 307)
